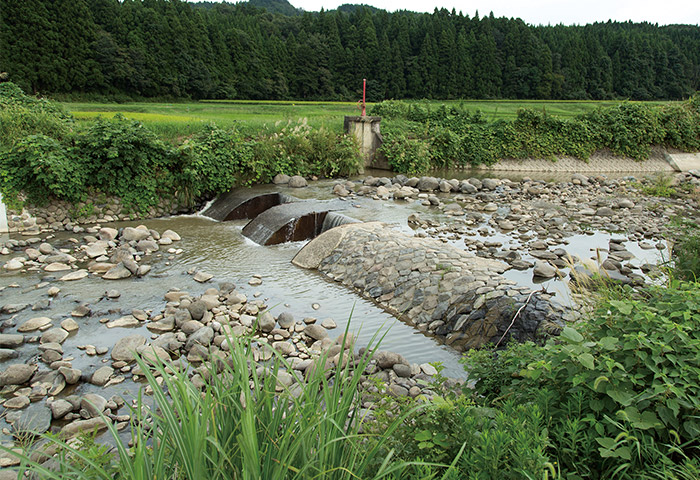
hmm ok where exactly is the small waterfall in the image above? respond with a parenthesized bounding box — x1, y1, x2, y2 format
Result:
(202, 192, 297, 221)
(322, 213, 360, 232)
(284, 218, 299, 243)
(241, 199, 360, 246)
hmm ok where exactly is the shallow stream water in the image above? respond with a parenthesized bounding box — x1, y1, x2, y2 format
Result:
(0, 171, 669, 442)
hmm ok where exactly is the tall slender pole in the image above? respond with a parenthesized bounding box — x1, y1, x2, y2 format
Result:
(362, 78, 366, 116)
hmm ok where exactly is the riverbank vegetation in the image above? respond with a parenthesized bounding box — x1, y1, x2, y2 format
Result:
(374, 97, 700, 173)
(3, 82, 700, 212)
(2, 0, 699, 102)
(0, 83, 360, 211)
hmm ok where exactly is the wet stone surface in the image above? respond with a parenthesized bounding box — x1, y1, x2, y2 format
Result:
(313, 223, 566, 350)
(0, 169, 698, 471)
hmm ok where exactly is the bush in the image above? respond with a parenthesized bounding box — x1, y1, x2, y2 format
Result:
(463, 281, 700, 478)
(0, 134, 85, 206)
(372, 99, 700, 170)
(176, 125, 255, 202)
(253, 121, 361, 180)
(369, 395, 554, 479)
(658, 103, 700, 152)
(74, 115, 176, 211)
(379, 132, 431, 174)
(0, 82, 74, 147)
(672, 226, 700, 281)
(583, 103, 664, 159)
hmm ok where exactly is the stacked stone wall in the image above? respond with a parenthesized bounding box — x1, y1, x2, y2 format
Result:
(297, 223, 566, 350)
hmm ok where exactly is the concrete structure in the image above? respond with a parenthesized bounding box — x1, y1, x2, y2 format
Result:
(665, 152, 700, 172)
(0, 193, 8, 234)
(344, 116, 387, 172)
(240, 199, 355, 245)
(201, 191, 296, 222)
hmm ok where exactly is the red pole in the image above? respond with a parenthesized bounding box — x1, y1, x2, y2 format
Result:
(362, 78, 366, 116)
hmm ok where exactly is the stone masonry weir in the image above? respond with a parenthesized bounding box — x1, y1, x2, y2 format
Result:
(293, 222, 566, 350)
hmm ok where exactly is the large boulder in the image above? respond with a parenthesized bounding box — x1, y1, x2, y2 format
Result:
(288, 176, 308, 188)
(0, 364, 37, 386)
(111, 335, 147, 362)
(416, 176, 439, 191)
(374, 351, 409, 369)
(273, 174, 291, 185)
(121, 227, 150, 242)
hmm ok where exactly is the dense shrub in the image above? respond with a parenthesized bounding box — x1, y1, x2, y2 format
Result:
(378, 132, 431, 174)
(176, 125, 256, 201)
(74, 115, 176, 211)
(0, 82, 74, 147)
(373, 98, 700, 174)
(0, 134, 85, 206)
(0, 86, 362, 212)
(369, 395, 554, 479)
(582, 103, 664, 159)
(463, 281, 700, 478)
(658, 102, 700, 151)
(253, 122, 360, 180)
(671, 223, 700, 281)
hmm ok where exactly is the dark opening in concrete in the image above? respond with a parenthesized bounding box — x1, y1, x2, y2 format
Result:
(240, 200, 359, 246)
(201, 192, 295, 222)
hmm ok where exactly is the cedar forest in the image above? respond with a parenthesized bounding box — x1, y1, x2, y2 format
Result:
(0, 0, 698, 102)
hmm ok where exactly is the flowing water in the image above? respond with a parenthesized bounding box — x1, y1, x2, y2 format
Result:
(0, 171, 670, 443)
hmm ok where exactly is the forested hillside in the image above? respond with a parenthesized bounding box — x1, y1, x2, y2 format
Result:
(0, 0, 698, 101)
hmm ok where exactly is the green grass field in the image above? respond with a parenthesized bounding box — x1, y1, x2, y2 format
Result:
(61, 99, 671, 140)
(62, 100, 363, 139)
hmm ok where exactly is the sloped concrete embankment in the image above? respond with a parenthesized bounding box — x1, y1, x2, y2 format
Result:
(294, 223, 566, 350)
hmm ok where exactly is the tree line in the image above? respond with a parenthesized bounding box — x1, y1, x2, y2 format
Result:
(0, 0, 698, 101)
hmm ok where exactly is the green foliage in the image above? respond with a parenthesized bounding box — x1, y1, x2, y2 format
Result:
(671, 223, 700, 281)
(464, 281, 700, 478)
(0, 82, 73, 147)
(658, 103, 700, 151)
(369, 394, 554, 479)
(2, 0, 700, 102)
(252, 121, 361, 180)
(375, 98, 700, 169)
(378, 132, 431, 175)
(639, 174, 679, 197)
(0, 134, 85, 206)
(176, 125, 255, 201)
(0, 91, 362, 212)
(583, 103, 664, 159)
(74, 115, 175, 211)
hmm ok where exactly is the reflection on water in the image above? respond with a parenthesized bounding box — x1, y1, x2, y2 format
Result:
(0, 176, 669, 393)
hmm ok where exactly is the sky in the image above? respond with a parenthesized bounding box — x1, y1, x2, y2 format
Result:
(215, 0, 700, 26)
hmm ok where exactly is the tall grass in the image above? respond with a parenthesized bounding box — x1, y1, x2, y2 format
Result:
(6, 333, 436, 479)
(0, 82, 74, 147)
(0, 105, 73, 148)
(62, 101, 361, 141)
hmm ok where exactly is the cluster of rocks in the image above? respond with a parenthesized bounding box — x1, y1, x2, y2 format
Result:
(295, 223, 567, 351)
(127, 282, 445, 402)
(0, 266, 449, 469)
(1, 225, 181, 281)
(6, 194, 185, 234)
(272, 174, 311, 188)
(332, 172, 700, 286)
